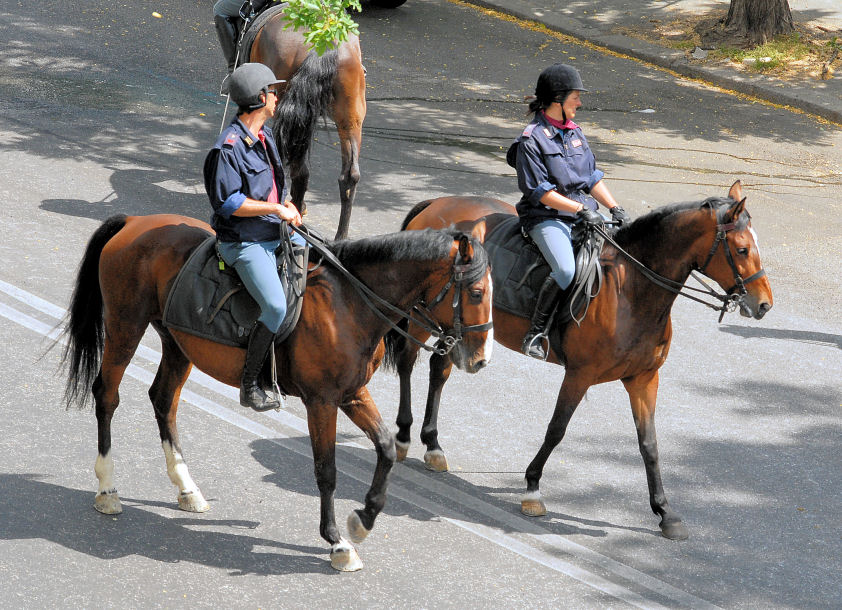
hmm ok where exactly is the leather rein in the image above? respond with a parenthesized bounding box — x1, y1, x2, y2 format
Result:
(290, 225, 492, 356)
(594, 205, 766, 322)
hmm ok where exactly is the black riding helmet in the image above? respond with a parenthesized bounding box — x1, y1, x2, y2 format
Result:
(534, 63, 588, 107)
(221, 62, 285, 112)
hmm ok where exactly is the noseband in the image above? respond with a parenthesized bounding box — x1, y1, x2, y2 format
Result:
(696, 206, 767, 320)
(411, 243, 493, 355)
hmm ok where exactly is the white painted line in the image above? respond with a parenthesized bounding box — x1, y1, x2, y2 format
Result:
(0, 281, 719, 609)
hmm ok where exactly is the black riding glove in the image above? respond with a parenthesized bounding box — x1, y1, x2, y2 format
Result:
(610, 206, 631, 226)
(576, 207, 603, 227)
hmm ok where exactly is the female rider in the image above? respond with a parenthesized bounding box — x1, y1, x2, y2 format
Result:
(512, 63, 630, 360)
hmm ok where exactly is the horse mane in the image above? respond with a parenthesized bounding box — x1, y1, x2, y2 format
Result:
(272, 49, 338, 165)
(613, 196, 738, 248)
(330, 228, 459, 270)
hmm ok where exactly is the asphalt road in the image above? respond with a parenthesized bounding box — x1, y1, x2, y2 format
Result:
(0, 0, 840, 608)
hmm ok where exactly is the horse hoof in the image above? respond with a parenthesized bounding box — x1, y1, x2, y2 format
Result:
(330, 538, 363, 572)
(178, 491, 210, 513)
(660, 519, 690, 540)
(347, 510, 370, 544)
(521, 492, 547, 517)
(423, 450, 449, 472)
(395, 440, 410, 462)
(94, 491, 123, 515)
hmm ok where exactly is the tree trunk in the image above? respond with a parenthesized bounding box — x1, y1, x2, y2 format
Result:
(725, 0, 794, 44)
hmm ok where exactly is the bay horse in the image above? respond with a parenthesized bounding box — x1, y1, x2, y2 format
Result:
(384, 181, 772, 540)
(59, 214, 492, 571)
(249, 10, 366, 240)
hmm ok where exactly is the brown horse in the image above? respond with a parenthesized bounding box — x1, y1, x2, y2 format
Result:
(249, 11, 366, 240)
(60, 214, 492, 571)
(383, 181, 773, 540)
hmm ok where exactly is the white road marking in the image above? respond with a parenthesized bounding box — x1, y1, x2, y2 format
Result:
(0, 280, 718, 609)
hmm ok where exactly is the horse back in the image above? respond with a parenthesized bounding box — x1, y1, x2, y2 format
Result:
(100, 215, 213, 321)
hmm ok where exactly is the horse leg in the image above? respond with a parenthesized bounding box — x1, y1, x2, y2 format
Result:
(420, 353, 453, 472)
(334, 122, 361, 240)
(92, 322, 146, 515)
(341, 387, 396, 543)
(149, 325, 209, 513)
(623, 370, 689, 540)
(307, 402, 362, 571)
(394, 343, 420, 462)
(521, 374, 589, 517)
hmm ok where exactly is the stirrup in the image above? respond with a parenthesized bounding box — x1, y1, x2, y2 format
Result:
(522, 332, 549, 361)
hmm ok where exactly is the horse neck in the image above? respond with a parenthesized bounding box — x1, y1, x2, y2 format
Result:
(348, 257, 450, 316)
(621, 208, 715, 311)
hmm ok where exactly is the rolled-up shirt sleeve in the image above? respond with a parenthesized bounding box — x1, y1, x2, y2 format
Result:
(207, 149, 246, 219)
(585, 168, 605, 193)
(516, 140, 556, 206)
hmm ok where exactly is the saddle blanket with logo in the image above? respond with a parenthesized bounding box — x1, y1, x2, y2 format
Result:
(162, 236, 307, 348)
(484, 215, 602, 323)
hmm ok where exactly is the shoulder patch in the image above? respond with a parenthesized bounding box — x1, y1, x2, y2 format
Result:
(521, 123, 537, 138)
(223, 133, 239, 148)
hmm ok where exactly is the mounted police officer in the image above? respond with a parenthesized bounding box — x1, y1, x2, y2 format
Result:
(512, 63, 630, 360)
(203, 63, 303, 411)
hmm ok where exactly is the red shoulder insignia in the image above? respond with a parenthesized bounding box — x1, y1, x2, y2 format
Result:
(522, 123, 537, 138)
(223, 133, 238, 148)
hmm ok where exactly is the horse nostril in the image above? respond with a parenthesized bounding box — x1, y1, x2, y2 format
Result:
(757, 302, 771, 318)
(475, 360, 487, 371)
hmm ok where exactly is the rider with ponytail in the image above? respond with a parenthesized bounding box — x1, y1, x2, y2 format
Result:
(510, 63, 630, 360)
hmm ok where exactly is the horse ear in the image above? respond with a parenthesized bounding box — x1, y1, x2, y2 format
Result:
(728, 180, 743, 202)
(469, 219, 487, 242)
(458, 234, 474, 264)
(725, 197, 747, 224)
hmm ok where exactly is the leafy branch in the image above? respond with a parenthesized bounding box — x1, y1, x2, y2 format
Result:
(281, 0, 362, 55)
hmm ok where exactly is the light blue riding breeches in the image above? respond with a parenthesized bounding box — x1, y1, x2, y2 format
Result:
(528, 219, 576, 291)
(217, 238, 289, 333)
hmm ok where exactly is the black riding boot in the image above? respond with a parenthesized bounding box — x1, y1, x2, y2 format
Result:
(240, 321, 280, 411)
(522, 276, 563, 361)
(214, 15, 238, 73)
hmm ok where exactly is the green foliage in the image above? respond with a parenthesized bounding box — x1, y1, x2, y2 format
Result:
(282, 0, 362, 55)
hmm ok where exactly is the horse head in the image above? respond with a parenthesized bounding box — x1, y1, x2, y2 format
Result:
(698, 181, 773, 319)
(428, 220, 494, 374)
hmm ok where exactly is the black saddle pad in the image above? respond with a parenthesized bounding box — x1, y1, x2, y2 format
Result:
(484, 215, 603, 324)
(484, 216, 552, 319)
(162, 236, 307, 348)
(237, 4, 288, 68)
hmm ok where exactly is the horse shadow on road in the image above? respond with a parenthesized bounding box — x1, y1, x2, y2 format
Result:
(0, 473, 329, 576)
(719, 323, 841, 350)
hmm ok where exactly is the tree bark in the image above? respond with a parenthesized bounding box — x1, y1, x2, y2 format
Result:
(725, 0, 794, 44)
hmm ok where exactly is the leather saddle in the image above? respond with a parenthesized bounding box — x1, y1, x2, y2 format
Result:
(235, 3, 288, 69)
(483, 215, 605, 325)
(162, 234, 308, 348)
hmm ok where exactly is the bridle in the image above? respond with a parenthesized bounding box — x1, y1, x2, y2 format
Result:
(409, 244, 493, 355)
(290, 225, 492, 356)
(595, 203, 766, 321)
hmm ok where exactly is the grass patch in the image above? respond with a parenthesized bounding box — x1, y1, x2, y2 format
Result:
(713, 33, 812, 72)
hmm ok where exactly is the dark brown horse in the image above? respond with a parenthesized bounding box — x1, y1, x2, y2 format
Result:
(384, 182, 772, 539)
(60, 214, 492, 571)
(249, 11, 366, 239)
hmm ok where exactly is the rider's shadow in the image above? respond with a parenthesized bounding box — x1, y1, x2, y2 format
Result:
(0, 474, 329, 576)
(40, 167, 208, 222)
(249, 436, 634, 540)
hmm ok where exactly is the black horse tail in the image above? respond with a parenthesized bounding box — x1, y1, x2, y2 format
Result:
(382, 200, 438, 370)
(60, 214, 127, 409)
(399, 199, 435, 231)
(273, 49, 338, 168)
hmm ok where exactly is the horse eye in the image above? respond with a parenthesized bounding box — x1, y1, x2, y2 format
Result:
(469, 289, 483, 303)
(737, 247, 749, 256)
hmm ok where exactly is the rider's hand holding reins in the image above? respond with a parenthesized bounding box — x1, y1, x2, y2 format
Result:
(609, 206, 631, 226)
(277, 200, 302, 226)
(576, 207, 603, 227)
